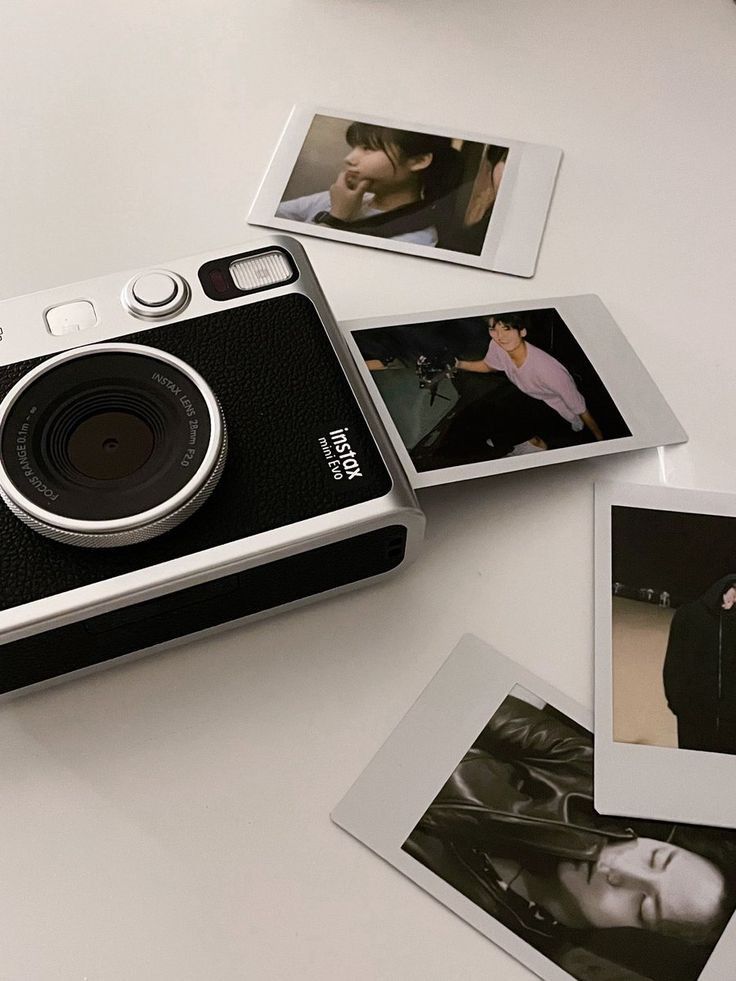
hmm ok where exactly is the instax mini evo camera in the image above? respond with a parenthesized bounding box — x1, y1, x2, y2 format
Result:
(0, 237, 424, 697)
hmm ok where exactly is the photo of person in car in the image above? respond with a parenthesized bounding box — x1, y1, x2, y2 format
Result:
(274, 114, 513, 255)
(276, 121, 465, 247)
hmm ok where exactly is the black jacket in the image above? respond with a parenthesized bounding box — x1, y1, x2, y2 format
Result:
(408, 696, 634, 865)
(663, 575, 736, 723)
(403, 697, 633, 949)
(403, 696, 725, 981)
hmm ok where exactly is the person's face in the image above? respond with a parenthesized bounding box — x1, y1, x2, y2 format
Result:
(722, 586, 736, 609)
(555, 838, 725, 937)
(343, 143, 430, 192)
(488, 319, 526, 354)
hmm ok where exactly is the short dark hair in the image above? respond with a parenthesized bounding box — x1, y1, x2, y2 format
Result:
(488, 312, 526, 333)
(344, 121, 463, 203)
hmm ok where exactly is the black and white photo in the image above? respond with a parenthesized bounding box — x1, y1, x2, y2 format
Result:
(405, 689, 736, 980)
(332, 636, 736, 981)
(247, 106, 563, 276)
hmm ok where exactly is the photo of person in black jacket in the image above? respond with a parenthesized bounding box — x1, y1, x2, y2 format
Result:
(663, 575, 736, 754)
(610, 504, 736, 755)
(403, 693, 736, 981)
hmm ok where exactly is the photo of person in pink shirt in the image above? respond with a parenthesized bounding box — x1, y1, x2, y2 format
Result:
(351, 306, 631, 474)
(456, 312, 604, 451)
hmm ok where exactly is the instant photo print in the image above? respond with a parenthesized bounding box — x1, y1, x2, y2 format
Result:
(247, 105, 562, 277)
(332, 635, 736, 981)
(341, 295, 686, 489)
(595, 481, 736, 828)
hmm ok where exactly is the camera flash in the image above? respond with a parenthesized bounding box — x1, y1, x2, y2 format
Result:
(230, 251, 293, 292)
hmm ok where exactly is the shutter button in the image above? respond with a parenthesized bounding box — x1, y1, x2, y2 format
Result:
(123, 269, 189, 319)
(133, 272, 178, 306)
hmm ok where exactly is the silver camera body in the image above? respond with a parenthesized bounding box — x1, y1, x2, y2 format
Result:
(0, 237, 424, 698)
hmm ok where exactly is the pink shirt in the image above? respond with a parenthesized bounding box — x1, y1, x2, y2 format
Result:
(484, 340, 586, 427)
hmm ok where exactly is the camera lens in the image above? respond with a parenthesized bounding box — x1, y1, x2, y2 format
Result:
(0, 343, 227, 548)
(66, 411, 155, 481)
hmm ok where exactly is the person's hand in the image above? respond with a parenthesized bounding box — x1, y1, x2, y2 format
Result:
(328, 170, 370, 221)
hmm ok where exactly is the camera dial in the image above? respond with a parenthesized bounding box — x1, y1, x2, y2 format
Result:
(0, 343, 227, 548)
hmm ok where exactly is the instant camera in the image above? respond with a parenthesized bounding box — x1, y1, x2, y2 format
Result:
(0, 237, 424, 697)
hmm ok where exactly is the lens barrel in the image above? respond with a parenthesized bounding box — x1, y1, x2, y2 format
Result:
(0, 344, 227, 547)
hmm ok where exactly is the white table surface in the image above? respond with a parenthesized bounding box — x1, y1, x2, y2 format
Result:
(1, 2, 735, 978)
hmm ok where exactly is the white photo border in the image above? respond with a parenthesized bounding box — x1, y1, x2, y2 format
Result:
(332, 633, 736, 981)
(247, 105, 562, 277)
(595, 480, 736, 829)
(341, 295, 687, 489)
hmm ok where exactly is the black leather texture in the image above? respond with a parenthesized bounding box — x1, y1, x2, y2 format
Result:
(0, 293, 392, 610)
(0, 526, 407, 693)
